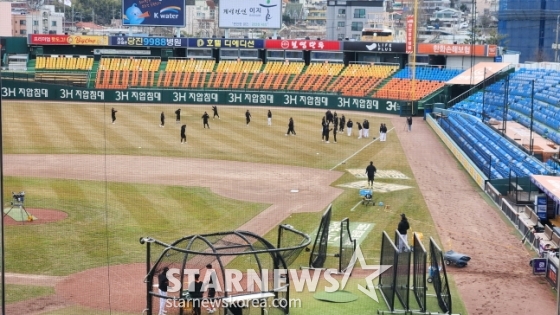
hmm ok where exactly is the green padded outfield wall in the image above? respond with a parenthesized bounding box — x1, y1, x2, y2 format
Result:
(1, 80, 403, 114)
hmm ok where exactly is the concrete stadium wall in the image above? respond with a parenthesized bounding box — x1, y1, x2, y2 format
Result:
(1, 79, 404, 114)
(426, 114, 488, 189)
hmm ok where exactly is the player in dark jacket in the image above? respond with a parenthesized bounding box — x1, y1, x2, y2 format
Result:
(286, 117, 296, 136)
(356, 122, 363, 139)
(212, 106, 220, 119)
(175, 108, 181, 123)
(363, 119, 370, 138)
(365, 161, 377, 187)
(160, 112, 165, 127)
(202, 112, 210, 128)
(111, 107, 117, 124)
(245, 110, 251, 126)
(180, 124, 187, 144)
(322, 122, 332, 143)
(339, 115, 345, 132)
(397, 214, 410, 252)
(346, 119, 353, 136)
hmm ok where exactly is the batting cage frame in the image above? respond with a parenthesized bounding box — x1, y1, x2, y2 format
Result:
(412, 232, 427, 313)
(393, 230, 411, 311)
(338, 217, 356, 274)
(429, 237, 452, 314)
(308, 204, 332, 269)
(378, 231, 401, 312)
(140, 225, 311, 315)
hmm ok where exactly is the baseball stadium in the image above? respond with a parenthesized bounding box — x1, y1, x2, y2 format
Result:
(0, 1, 560, 315)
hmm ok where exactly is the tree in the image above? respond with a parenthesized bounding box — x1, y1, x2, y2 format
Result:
(485, 28, 508, 46)
(479, 14, 492, 29)
(460, 4, 468, 13)
(62, 0, 120, 26)
(282, 14, 294, 26)
(463, 27, 484, 44)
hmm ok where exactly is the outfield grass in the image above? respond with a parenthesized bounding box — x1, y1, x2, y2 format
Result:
(3, 101, 466, 314)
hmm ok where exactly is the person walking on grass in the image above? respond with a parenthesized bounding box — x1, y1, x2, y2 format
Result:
(160, 111, 165, 127)
(245, 110, 251, 126)
(111, 107, 117, 124)
(286, 117, 296, 136)
(175, 108, 181, 124)
(333, 124, 338, 143)
(212, 105, 220, 119)
(202, 111, 210, 129)
(158, 267, 169, 315)
(267, 110, 272, 126)
(397, 214, 410, 252)
(346, 119, 353, 136)
(365, 161, 377, 187)
(180, 124, 187, 144)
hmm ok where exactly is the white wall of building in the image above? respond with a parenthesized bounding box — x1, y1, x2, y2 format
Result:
(0, 2, 14, 37)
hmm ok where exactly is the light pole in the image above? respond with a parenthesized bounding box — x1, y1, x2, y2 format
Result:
(555, 16, 560, 61)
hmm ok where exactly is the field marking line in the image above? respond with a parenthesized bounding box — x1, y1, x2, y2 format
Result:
(330, 127, 394, 171)
(350, 200, 363, 212)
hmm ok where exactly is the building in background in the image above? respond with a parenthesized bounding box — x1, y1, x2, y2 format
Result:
(26, 5, 64, 35)
(326, 0, 390, 40)
(184, 0, 218, 37)
(0, 1, 64, 36)
(498, 0, 560, 62)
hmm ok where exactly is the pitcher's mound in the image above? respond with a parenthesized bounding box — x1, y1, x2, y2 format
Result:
(3, 208, 68, 226)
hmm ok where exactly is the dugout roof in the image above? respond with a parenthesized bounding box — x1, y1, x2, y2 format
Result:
(531, 175, 560, 204)
(446, 62, 511, 85)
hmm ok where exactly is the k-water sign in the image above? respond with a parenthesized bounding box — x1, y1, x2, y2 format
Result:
(122, 0, 185, 27)
(219, 0, 282, 29)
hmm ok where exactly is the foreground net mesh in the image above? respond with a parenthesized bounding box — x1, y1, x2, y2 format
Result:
(412, 232, 427, 312)
(429, 237, 452, 314)
(309, 204, 332, 268)
(378, 231, 397, 311)
(339, 218, 356, 273)
(394, 230, 411, 310)
(277, 224, 308, 267)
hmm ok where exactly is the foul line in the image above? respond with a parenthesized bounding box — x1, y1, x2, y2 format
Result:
(330, 127, 394, 171)
(349, 200, 364, 212)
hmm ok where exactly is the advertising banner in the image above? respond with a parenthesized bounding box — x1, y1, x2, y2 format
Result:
(111, 36, 188, 47)
(265, 39, 340, 51)
(342, 41, 405, 53)
(417, 43, 486, 56)
(406, 15, 415, 54)
(28, 34, 108, 46)
(189, 38, 265, 49)
(122, 0, 185, 27)
(487, 45, 498, 57)
(532, 258, 548, 275)
(219, 0, 282, 29)
(1, 80, 403, 115)
(28, 34, 69, 45)
(547, 260, 558, 288)
(68, 35, 108, 46)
